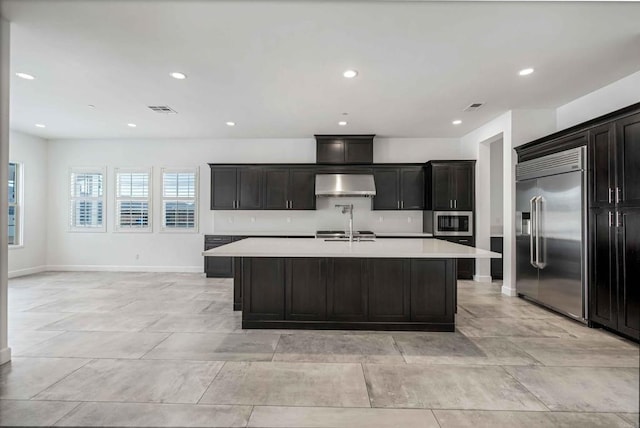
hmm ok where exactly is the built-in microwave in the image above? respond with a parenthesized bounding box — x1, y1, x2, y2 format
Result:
(426, 211, 474, 236)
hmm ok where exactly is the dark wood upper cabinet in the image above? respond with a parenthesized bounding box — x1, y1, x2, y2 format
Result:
(315, 135, 374, 164)
(288, 169, 316, 210)
(373, 166, 424, 210)
(237, 167, 263, 209)
(617, 112, 640, 207)
(426, 161, 475, 211)
(263, 168, 289, 210)
(210, 168, 237, 210)
(589, 123, 616, 207)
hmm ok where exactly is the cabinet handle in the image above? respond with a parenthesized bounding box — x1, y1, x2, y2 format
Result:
(617, 211, 623, 228)
(397, 201, 400, 209)
(609, 211, 613, 227)
(288, 200, 292, 209)
(616, 187, 621, 204)
(401, 200, 404, 209)
(608, 188, 613, 204)
(454, 199, 457, 209)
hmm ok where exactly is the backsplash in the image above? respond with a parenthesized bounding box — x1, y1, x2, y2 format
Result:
(209, 196, 423, 234)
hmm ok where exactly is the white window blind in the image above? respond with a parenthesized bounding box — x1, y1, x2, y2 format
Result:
(161, 169, 198, 231)
(8, 162, 21, 246)
(70, 168, 105, 231)
(115, 169, 151, 231)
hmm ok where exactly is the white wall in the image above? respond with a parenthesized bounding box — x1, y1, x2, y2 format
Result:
(556, 71, 640, 130)
(46, 137, 465, 271)
(489, 138, 503, 234)
(8, 131, 48, 277)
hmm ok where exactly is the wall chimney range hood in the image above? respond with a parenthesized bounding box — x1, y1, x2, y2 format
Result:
(315, 174, 376, 197)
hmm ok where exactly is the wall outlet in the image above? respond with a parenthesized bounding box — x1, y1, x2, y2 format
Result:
(286, 217, 291, 223)
(407, 217, 412, 223)
(135, 254, 140, 260)
(378, 216, 384, 222)
(251, 217, 256, 223)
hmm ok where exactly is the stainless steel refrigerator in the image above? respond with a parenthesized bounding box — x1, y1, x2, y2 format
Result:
(516, 146, 588, 322)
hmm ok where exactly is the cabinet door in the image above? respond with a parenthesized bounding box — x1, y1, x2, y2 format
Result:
(439, 237, 475, 279)
(263, 168, 289, 210)
(373, 168, 400, 210)
(400, 167, 425, 210)
(210, 168, 237, 210)
(317, 140, 345, 164)
(431, 164, 453, 210)
(367, 259, 410, 322)
(452, 164, 474, 211)
(237, 167, 263, 209)
(327, 258, 367, 321)
(289, 169, 316, 210)
(616, 112, 640, 207)
(410, 259, 455, 323)
(242, 258, 285, 320)
(617, 208, 640, 339)
(286, 258, 327, 320)
(345, 141, 373, 164)
(204, 236, 234, 278)
(589, 208, 617, 329)
(589, 123, 616, 207)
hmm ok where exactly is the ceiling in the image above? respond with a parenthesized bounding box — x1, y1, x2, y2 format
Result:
(3, 0, 640, 139)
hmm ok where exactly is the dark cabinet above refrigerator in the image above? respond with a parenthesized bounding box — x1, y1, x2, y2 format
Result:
(315, 135, 375, 164)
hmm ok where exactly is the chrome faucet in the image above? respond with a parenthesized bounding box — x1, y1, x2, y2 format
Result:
(335, 204, 354, 242)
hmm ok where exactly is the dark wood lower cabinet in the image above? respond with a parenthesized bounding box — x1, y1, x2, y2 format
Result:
(241, 256, 456, 331)
(286, 258, 327, 321)
(327, 258, 368, 321)
(617, 207, 640, 339)
(438, 237, 475, 279)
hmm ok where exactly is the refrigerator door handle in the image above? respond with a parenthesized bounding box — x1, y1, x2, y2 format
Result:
(535, 196, 544, 269)
(530, 196, 538, 268)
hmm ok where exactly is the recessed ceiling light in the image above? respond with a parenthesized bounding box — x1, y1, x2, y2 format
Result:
(127, 123, 137, 128)
(88, 104, 96, 108)
(226, 121, 236, 127)
(452, 119, 462, 125)
(338, 121, 348, 126)
(343, 69, 358, 79)
(170, 72, 187, 80)
(519, 68, 534, 76)
(16, 72, 35, 80)
(35, 123, 46, 128)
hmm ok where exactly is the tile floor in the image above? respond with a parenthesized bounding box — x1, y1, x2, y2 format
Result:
(1, 271, 638, 427)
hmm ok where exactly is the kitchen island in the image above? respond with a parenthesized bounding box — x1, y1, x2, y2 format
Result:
(203, 238, 500, 331)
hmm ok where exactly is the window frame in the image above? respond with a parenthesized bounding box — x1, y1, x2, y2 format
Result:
(114, 167, 153, 233)
(160, 167, 199, 233)
(68, 166, 107, 233)
(8, 162, 24, 248)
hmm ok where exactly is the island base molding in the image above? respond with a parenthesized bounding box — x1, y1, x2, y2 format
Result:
(240, 257, 457, 332)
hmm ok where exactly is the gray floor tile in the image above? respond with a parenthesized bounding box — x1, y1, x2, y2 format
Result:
(364, 364, 547, 410)
(143, 332, 280, 361)
(54, 402, 251, 427)
(273, 333, 404, 363)
(35, 359, 223, 404)
(459, 301, 557, 319)
(145, 313, 241, 332)
(505, 366, 640, 412)
(618, 413, 640, 428)
(509, 337, 640, 367)
(433, 410, 634, 428)
(7, 330, 65, 354)
(200, 362, 370, 407)
(18, 331, 170, 358)
(457, 317, 573, 338)
(395, 333, 539, 365)
(0, 357, 90, 399)
(39, 312, 164, 332)
(117, 299, 214, 314)
(248, 406, 439, 428)
(8, 311, 72, 331)
(0, 400, 79, 427)
(27, 297, 133, 313)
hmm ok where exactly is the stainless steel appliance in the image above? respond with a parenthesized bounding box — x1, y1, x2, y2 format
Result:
(315, 174, 376, 197)
(425, 211, 474, 236)
(516, 146, 588, 322)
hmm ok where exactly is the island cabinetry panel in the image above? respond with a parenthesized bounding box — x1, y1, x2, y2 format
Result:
(410, 259, 455, 323)
(373, 167, 424, 210)
(327, 258, 368, 321)
(367, 259, 410, 322)
(242, 258, 285, 320)
(425, 161, 475, 211)
(286, 258, 327, 321)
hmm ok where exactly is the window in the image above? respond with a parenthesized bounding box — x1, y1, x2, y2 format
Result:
(8, 162, 21, 246)
(69, 168, 106, 232)
(161, 169, 198, 231)
(115, 169, 151, 232)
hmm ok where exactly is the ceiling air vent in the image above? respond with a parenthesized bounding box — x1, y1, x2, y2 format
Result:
(463, 103, 484, 112)
(148, 105, 178, 114)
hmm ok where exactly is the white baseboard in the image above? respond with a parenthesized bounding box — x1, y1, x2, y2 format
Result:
(473, 274, 492, 283)
(8, 265, 47, 279)
(501, 285, 517, 296)
(45, 265, 203, 273)
(0, 347, 11, 365)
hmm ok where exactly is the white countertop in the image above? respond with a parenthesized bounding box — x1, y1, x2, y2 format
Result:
(203, 237, 500, 259)
(208, 231, 433, 237)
